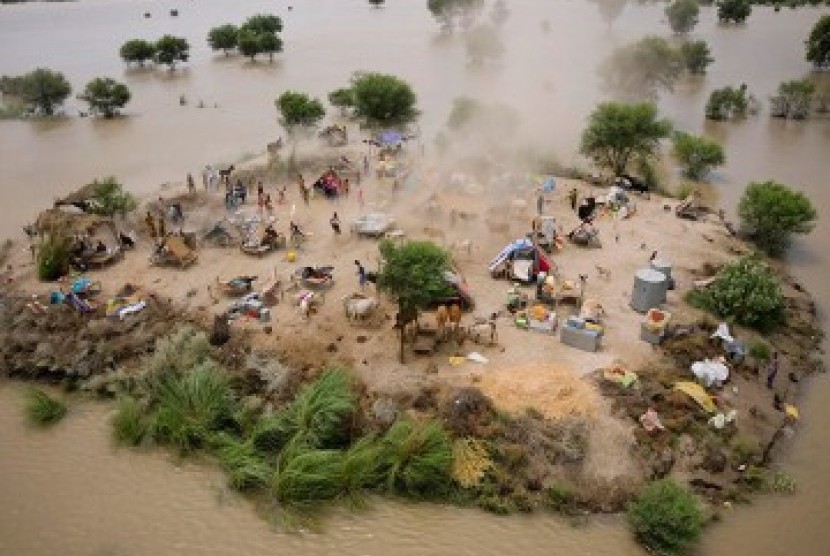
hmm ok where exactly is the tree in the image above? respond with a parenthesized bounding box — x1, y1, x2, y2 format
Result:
(427, 0, 485, 32)
(276, 90, 326, 161)
(207, 24, 239, 55)
(805, 14, 830, 69)
(672, 131, 725, 180)
(601, 36, 684, 99)
(705, 84, 752, 120)
(368, 0, 386, 6)
(349, 72, 418, 126)
(688, 256, 785, 330)
(738, 181, 817, 256)
(717, 0, 751, 25)
(770, 78, 815, 119)
(119, 39, 156, 67)
(680, 40, 713, 74)
(591, 0, 628, 28)
(489, 0, 510, 26)
(376, 240, 453, 362)
(87, 176, 137, 218)
(236, 29, 262, 60)
(665, 0, 700, 35)
(258, 32, 283, 62)
(78, 77, 131, 118)
(328, 87, 355, 115)
(1, 68, 72, 116)
(241, 14, 283, 35)
(465, 24, 505, 66)
(579, 102, 672, 175)
(627, 480, 702, 556)
(155, 35, 190, 70)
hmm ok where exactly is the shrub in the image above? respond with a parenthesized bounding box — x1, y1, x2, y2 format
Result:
(112, 396, 148, 446)
(143, 326, 213, 379)
(24, 387, 67, 426)
(210, 432, 273, 491)
(36, 233, 72, 281)
(748, 340, 771, 363)
(627, 479, 702, 556)
(770, 78, 815, 119)
(378, 419, 454, 497)
(546, 482, 578, 515)
(689, 256, 784, 331)
(738, 181, 817, 256)
(705, 85, 751, 120)
(672, 131, 725, 180)
(87, 177, 137, 217)
(271, 447, 344, 504)
(680, 40, 713, 74)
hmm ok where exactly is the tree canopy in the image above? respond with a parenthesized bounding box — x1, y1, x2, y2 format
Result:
(349, 72, 419, 126)
(738, 180, 817, 256)
(627, 480, 702, 556)
(705, 84, 752, 120)
(78, 77, 131, 118)
(328, 88, 355, 115)
(680, 40, 713, 74)
(770, 78, 815, 119)
(465, 24, 505, 66)
(241, 14, 283, 35)
(717, 0, 751, 25)
(672, 131, 725, 181)
(87, 177, 138, 218)
(276, 91, 326, 132)
(806, 14, 830, 68)
(427, 0, 485, 32)
(155, 35, 190, 70)
(237, 29, 262, 60)
(601, 36, 684, 99)
(207, 24, 239, 55)
(257, 31, 283, 62)
(119, 39, 156, 66)
(0, 68, 71, 116)
(377, 239, 452, 316)
(579, 102, 672, 175)
(665, 0, 700, 35)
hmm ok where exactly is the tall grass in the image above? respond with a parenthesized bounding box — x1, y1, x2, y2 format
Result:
(276, 367, 356, 450)
(271, 447, 344, 504)
(378, 419, 453, 497)
(143, 325, 213, 380)
(149, 363, 237, 452)
(24, 387, 67, 426)
(340, 435, 384, 496)
(210, 432, 274, 491)
(111, 396, 148, 446)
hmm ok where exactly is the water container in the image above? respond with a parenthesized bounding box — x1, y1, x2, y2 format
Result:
(631, 268, 667, 313)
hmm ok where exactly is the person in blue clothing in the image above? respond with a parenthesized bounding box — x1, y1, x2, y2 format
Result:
(355, 259, 367, 290)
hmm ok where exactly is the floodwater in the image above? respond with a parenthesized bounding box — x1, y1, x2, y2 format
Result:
(0, 0, 828, 554)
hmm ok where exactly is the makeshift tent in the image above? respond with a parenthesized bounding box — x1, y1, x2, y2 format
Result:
(488, 238, 551, 274)
(378, 130, 404, 147)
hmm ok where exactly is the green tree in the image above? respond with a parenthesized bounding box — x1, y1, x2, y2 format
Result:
(805, 14, 830, 69)
(258, 32, 283, 62)
(328, 87, 355, 115)
(627, 480, 702, 556)
(377, 239, 453, 362)
(465, 24, 505, 66)
(665, 0, 700, 35)
(770, 78, 815, 119)
(349, 72, 419, 126)
(1, 68, 72, 116)
(119, 39, 156, 67)
(87, 176, 137, 218)
(738, 181, 817, 256)
(155, 35, 190, 70)
(237, 29, 262, 60)
(78, 77, 131, 118)
(427, 0, 485, 32)
(241, 14, 283, 35)
(672, 131, 725, 180)
(579, 102, 672, 175)
(276, 90, 326, 161)
(207, 24, 239, 55)
(705, 84, 751, 119)
(680, 40, 713, 74)
(688, 256, 785, 330)
(717, 0, 751, 25)
(601, 36, 684, 99)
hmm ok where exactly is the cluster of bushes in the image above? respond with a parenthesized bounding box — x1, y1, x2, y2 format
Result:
(207, 14, 284, 62)
(111, 327, 455, 510)
(705, 84, 754, 120)
(120, 35, 190, 70)
(327, 72, 419, 126)
(627, 479, 703, 556)
(1, 69, 130, 118)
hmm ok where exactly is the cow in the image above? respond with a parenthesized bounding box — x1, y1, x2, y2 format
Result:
(344, 295, 379, 322)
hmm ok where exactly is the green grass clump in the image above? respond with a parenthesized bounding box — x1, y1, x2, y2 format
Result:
(546, 482, 578, 515)
(378, 419, 454, 497)
(627, 479, 702, 556)
(340, 435, 384, 497)
(272, 447, 344, 504)
(112, 396, 148, 446)
(36, 233, 72, 281)
(210, 432, 273, 491)
(149, 363, 237, 453)
(24, 387, 67, 426)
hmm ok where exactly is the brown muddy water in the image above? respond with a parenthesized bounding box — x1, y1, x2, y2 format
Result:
(1, 0, 829, 554)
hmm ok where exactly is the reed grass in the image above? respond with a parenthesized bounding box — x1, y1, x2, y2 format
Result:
(24, 387, 67, 426)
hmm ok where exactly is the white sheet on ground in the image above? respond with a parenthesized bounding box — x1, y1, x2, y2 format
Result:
(690, 359, 730, 388)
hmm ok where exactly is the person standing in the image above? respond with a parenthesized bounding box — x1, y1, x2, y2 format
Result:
(355, 260, 367, 291)
(568, 188, 578, 212)
(201, 166, 210, 190)
(766, 351, 780, 389)
(330, 212, 341, 234)
(536, 191, 544, 216)
(278, 185, 286, 205)
(145, 211, 157, 239)
(357, 185, 364, 207)
(157, 214, 166, 240)
(187, 173, 195, 194)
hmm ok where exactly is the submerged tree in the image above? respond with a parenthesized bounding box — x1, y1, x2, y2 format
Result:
(78, 77, 131, 118)
(591, 0, 628, 28)
(426, 0, 485, 33)
(241, 14, 284, 35)
(275, 90, 326, 161)
(672, 131, 726, 180)
(770, 78, 815, 119)
(601, 36, 684, 99)
(0, 68, 72, 116)
(705, 85, 753, 120)
(665, 0, 700, 35)
(328, 87, 355, 115)
(119, 39, 157, 67)
(805, 14, 830, 69)
(680, 40, 714, 74)
(349, 72, 418, 126)
(717, 0, 751, 25)
(257, 32, 283, 62)
(154, 35, 190, 70)
(580, 101, 672, 175)
(738, 180, 817, 256)
(465, 24, 505, 66)
(236, 29, 262, 60)
(207, 24, 239, 55)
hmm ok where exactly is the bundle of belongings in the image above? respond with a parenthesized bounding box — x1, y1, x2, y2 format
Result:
(515, 304, 557, 334)
(227, 292, 267, 321)
(690, 357, 730, 388)
(50, 287, 97, 314)
(602, 363, 639, 388)
(673, 381, 717, 413)
(104, 284, 147, 320)
(710, 322, 746, 363)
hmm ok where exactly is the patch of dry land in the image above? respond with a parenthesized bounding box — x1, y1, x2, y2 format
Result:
(1, 145, 820, 513)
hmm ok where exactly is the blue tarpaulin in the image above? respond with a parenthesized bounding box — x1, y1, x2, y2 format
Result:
(377, 131, 404, 146)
